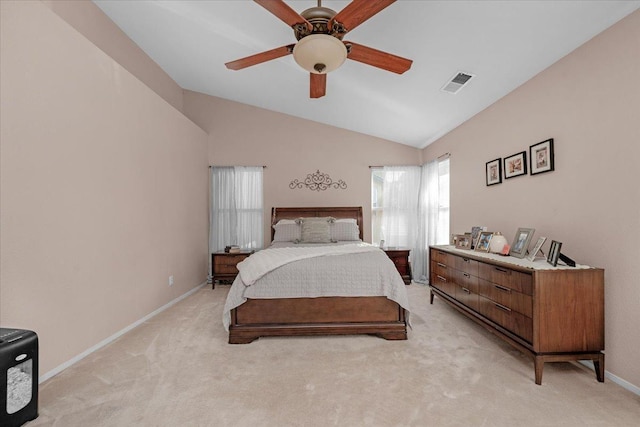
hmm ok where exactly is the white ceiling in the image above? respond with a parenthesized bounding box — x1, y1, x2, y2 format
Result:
(93, 1, 639, 148)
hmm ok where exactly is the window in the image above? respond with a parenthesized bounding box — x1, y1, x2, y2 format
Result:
(436, 157, 450, 245)
(371, 166, 421, 247)
(209, 166, 263, 252)
(371, 157, 450, 282)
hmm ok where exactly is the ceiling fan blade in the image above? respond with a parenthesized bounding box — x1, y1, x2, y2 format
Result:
(310, 73, 326, 98)
(254, 0, 312, 32)
(346, 41, 412, 74)
(225, 44, 294, 70)
(330, 0, 396, 33)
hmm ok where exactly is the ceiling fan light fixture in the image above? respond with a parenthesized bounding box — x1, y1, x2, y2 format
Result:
(293, 34, 347, 74)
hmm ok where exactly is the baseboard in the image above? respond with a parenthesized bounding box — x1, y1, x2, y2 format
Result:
(40, 282, 206, 383)
(579, 360, 640, 396)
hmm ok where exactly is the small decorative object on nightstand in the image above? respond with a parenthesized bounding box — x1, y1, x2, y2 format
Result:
(383, 247, 411, 285)
(211, 250, 254, 289)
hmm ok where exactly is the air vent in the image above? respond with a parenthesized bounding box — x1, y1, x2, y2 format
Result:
(441, 72, 475, 94)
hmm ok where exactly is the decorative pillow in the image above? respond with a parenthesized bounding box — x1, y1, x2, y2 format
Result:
(330, 221, 360, 241)
(300, 217, 333, 243)
(273, 222, 301, 242)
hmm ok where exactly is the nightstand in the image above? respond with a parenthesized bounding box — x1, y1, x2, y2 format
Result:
(383, 247, 411, 285)
(211, 250, 254, 289)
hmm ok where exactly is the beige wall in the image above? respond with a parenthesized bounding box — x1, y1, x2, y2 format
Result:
(0, 0, 208, 375)
(423, 11, 640, 389)
(41, 0, 185, 112)
(182, 91, 423, 245)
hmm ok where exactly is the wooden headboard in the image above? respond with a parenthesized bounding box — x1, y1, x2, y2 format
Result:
(271, 207, 364, 241)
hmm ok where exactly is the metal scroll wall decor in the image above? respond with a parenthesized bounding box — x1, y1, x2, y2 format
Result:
(289, 170, 347, 191)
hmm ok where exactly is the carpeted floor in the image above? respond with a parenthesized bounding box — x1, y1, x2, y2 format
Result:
(28, 284, 640, 426)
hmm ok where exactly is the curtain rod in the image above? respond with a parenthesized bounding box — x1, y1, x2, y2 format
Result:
(369, 153, 450, 168)
(209, 165, 267, 168)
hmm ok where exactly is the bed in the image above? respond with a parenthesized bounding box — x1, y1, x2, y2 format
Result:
(223, 207, 409, 344)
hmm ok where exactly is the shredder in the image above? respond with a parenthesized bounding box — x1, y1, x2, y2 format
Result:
(0, 328, 39, 427)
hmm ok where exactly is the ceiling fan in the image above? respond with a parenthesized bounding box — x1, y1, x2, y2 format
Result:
(225, 0, 413, 98)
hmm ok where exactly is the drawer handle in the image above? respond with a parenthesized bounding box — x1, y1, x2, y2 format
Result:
(461, 287, 471, 294)
(494, 284, 511, 293)
(494, 267, 510, 274)
(437, 262, 447, 268)
(436, 275, 447, 282)
(494, 302, 512, 312)
(437, 251, 446, 256)
(463, 273, 471, 278)
(462, 258, 470, 263)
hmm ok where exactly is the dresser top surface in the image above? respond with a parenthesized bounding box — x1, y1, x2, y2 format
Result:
(431, 245, 600, 272)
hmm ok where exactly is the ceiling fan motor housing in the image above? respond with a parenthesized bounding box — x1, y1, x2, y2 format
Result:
(292, 6, 348, 74)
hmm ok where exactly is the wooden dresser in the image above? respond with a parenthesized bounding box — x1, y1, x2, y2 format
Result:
(429, 245, 604, 385)
(383, 248, 411, 285)
(211, 251, 254, 289)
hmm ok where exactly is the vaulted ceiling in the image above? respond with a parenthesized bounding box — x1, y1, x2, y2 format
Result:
(93, 1, 639, 148)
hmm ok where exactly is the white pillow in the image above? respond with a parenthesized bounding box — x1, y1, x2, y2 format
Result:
(275, 219, 298, 225)
(273, 223, 301, 242)
(330, 221, 360, 241)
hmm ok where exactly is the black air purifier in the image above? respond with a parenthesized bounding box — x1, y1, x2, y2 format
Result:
(0, 328, 38, 427)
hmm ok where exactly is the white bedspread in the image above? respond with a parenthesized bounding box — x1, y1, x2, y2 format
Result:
(237, 242, 382, 286)
(223, 243, 410, 331)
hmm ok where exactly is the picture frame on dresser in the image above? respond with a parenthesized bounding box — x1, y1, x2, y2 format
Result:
(530, 138, 554, 175)
(455, 234, 472, 249)
(526, 237, 547, 261)
(547, 240, 562, 266)
(474, 231, 493, 252)
(504, 151, 527, 179)
(510, 227, 535, 258)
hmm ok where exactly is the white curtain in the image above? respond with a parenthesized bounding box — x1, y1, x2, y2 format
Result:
(411, 157, 450, 283)
(209, 166, 263, 254)
(413, 160, 442, 283)
(380, 166, 422, 249)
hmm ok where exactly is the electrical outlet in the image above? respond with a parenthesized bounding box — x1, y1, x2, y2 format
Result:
(169, 275, 174, 286)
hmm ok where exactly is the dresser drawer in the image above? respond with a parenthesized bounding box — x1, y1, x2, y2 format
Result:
(430, 248, 455, 267)
(456, 269, 478, 292)
(455, 256, 479, 277)
(455, 284, 479, 311)
(478, 263, 532, 295)
(477, 279, 533, 318)
(431, 260, 452, 281)
(478, 295, 533, 343)
(431, 264, 456, 297)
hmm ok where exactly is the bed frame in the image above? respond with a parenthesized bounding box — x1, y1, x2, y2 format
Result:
(228, 206, 408, 344)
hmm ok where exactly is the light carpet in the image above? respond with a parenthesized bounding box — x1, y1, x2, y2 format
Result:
(28, 284, 640, 426)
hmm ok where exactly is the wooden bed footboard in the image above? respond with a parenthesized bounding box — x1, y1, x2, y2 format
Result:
(229, 296, 407, 344)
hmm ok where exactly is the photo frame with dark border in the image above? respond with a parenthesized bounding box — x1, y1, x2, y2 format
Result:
(530, 138, 555, 175)
(475, 231, 494, 252)
(547, 240, 562, 266)
(486, 158, 502, 186)
(470, 226, 486, 249)
(510, 227, 535, 258)
(504, 151, 528, 179)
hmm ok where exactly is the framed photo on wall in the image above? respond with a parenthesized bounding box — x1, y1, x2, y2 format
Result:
(504, 151, 527, 179)
(486, 158, 502, 186)
(530, 138, 555, 175)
